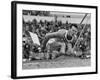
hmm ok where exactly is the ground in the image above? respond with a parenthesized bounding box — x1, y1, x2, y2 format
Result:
(22, 55, 91, 69)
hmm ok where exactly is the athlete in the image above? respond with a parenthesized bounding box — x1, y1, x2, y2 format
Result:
(41, 24, 78, 53)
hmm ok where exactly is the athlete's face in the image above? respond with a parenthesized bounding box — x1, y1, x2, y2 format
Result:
(70, 26, 78, 35)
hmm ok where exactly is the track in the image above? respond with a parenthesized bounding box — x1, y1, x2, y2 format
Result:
(22, 55, 91, 69)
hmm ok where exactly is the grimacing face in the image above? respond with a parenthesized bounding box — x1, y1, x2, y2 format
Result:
(70, 26, 78, 35)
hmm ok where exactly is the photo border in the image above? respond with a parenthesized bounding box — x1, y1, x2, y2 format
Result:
(11, 1, 98, 79)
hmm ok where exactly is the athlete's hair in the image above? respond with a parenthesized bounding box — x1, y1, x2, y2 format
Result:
(70, 24, 78, 29)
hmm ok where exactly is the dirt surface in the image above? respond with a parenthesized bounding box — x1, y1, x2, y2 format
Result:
(22, 55, 91, 69)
